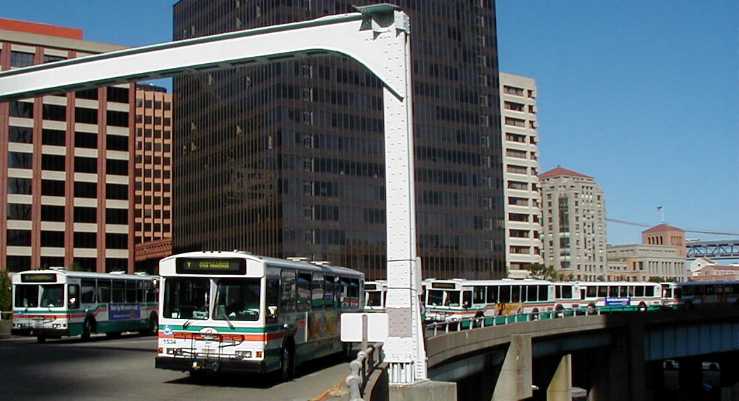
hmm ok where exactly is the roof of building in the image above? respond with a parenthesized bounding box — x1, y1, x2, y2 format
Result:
(0, 18, 83, 40)
(539, 166, 592, 179)
(642, 223, 684, 234)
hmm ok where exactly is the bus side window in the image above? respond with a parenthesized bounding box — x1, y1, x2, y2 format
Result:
(539, 285, 549, 301)
(646, 286, 655, 297)
(81, 279, 96, 304)
(68, 284, 80, 309)
(126, 280, 137, 303)
(296, 273, 311, 312)
(312, 273, 324, 309)
(266, 273, 280, 322)
(555, 285, 561, 299)
(473, 286, 485, 305)
(280, 270, 296, 313)
(500, 286, 511, 303)
(341, 278, 359, 309)
(324, 276, 335, 308)
(137, 281, 145, 303)
(145, 281, 156, 303)
(98, 280, 112, 303)
(112, 280, 125, 304)
(565, 286, 573, 299)
(511, 286, 520, 303)
(486, 286, 498, 303)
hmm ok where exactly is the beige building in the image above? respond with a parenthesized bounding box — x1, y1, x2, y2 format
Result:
(641, 223, 686, 257)
(689, 257, 739, 281)
(499, 73, 542, 273)
(540, 167, 607, 280)
(607, 244, 687, 282)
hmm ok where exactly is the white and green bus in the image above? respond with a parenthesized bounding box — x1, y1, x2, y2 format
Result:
(155, 251, 363, 380)
(12, 269, 159, 342)
(364, 280, 387, 312)
(423, 278, 555, 322)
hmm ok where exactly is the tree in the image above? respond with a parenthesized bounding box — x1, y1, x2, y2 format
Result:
(528, 263, 563, 281)
(0, 270, 11, 312)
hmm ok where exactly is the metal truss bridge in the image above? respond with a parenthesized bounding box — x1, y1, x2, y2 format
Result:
(686, 240, 739, 260)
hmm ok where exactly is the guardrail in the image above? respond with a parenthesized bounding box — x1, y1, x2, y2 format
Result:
(425, 308, 603, 337)
(345, 343, 383, 401)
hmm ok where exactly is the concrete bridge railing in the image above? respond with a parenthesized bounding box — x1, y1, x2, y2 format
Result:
(367, 306, 739, 401)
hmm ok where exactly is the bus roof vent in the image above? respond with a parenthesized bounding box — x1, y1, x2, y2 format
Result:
(287, 257, 310, 262)
(49, 266, 66, 271)
(311, 261, 331, 266)
(110, 271, 127, 275)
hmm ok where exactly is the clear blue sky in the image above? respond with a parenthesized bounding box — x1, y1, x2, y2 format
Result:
(3, 1, 738, 245)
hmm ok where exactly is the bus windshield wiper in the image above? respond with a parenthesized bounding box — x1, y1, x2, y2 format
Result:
(182, 320, 192, 329)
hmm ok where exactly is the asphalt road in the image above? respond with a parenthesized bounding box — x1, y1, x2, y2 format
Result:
(0, 334, 350, 401)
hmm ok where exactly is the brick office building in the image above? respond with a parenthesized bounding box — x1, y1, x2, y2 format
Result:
(133, 84, 173, 273)
(0, 19, 134, 273)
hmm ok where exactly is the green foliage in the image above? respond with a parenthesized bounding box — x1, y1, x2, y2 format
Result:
(0, 270, 11, 311)
(528, 263, 564, 281)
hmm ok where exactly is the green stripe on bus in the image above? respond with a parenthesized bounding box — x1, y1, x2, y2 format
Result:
(161, 324, 284, 334)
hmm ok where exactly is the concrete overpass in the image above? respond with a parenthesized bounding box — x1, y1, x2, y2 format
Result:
(365, 306, 739, 401)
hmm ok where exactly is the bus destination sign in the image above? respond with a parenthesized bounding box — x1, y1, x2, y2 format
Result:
(176, 258, 246, 275)
(21, 273, 57, 283)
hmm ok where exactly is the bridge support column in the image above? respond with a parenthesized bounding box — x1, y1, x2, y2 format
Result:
(678, 357, 704, 401)
(587, 324, 650, 401)
(546, 354, 572, 401)
(491, 335, 533, 401)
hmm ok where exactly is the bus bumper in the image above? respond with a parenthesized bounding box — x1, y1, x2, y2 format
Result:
(155, 356, 267, 374)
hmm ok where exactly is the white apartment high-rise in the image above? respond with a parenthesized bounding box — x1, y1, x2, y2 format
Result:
(540, 167, 607, 281)
(499, 73, 542, 273)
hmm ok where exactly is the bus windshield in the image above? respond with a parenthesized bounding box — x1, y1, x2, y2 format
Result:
(428, 290, 444, 306)
(14, 285, 39, 307)
(40, 285, 64, 308)
(164, 278, 210, 320)
(367, 291, 382, 307)
(213, 279, 260, 322)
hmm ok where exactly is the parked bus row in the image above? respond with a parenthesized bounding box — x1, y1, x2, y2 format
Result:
(11, 255, 739, 381)
(363, 279, 739, 322)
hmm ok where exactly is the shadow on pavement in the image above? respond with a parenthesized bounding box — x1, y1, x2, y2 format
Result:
(165, 352, 350, 389)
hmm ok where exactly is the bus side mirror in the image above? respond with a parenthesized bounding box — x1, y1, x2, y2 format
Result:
(268, 306, 278, 319)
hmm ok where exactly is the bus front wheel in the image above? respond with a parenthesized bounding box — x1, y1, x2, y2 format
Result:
(280, 342, 295, 381)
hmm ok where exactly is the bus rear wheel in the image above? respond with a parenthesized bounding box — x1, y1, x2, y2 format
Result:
(638, 302, 648, 312)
